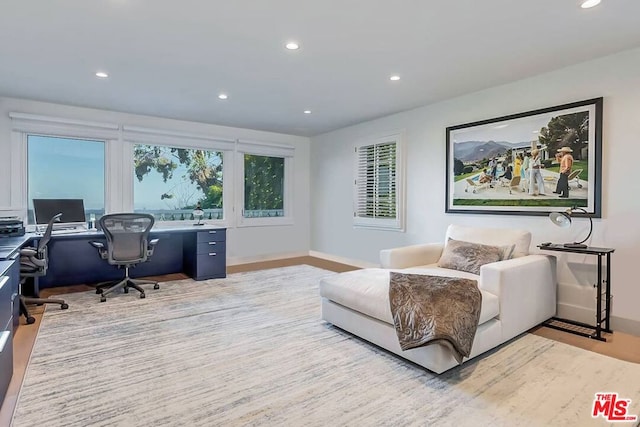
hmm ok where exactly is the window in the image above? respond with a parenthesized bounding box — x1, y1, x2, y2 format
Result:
(236, 140, 294, 227)
(27, 135, 105, 224)
(243, 154, 284, 218)
(354, 133, 404, 230)
(133, 144, 224, 221)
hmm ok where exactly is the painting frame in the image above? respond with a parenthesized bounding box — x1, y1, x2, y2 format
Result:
(445, 97, 603, 217)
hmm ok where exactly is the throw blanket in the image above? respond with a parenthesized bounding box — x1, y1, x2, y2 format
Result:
(388, 272, 482, 364)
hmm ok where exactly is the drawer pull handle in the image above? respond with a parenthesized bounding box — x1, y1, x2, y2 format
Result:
(208, 230, 217, 234)
(208, 242, 216, 245)
(208, 252, 217, 256)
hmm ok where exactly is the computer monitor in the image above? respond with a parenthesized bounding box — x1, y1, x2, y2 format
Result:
(33, 198, 86, 226)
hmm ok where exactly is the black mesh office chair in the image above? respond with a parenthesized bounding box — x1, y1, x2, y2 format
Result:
(20, 213, 69, 324)
(89, 213, 160, 302)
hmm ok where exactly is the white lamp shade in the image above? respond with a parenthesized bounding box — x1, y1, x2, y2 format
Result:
(549, 211, 571, 228)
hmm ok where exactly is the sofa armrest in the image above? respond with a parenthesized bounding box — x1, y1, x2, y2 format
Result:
(480, 254, 557, 341)
(380, 243, 444, 269)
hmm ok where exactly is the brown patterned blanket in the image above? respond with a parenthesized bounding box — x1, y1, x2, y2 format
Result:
(388, 272, 482, 364)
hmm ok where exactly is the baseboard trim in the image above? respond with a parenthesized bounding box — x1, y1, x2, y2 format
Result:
(226, 251, 309, 266)
(308, 250, 378, 269)
(229, 250, 374, 268)
(557, 302, 640, 336)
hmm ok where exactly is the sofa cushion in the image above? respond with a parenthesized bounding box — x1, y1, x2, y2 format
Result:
(445, 224, 531, 258)
(437, 238, 511, 275)
(319, 267, 499, 327)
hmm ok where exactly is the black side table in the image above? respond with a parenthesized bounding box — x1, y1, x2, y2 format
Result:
(537, 244, 614, 342)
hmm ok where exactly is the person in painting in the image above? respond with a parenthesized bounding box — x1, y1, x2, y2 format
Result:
(499, 164, 513, 181)
(491, 158, 500, 180)
(521, 151, 530, 192)
(514, 153, 523, 178)
(478, 168, 493, 184)
(487, 158, 496, 182)
(554, 146, 574, 198)
(529, 149, 546, 196)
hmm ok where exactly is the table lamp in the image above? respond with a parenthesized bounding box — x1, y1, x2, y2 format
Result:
(193, 203, 205, 226)
(549, 206, 592, 248)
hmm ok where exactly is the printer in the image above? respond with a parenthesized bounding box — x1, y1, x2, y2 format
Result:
(0, 216, 25, 237)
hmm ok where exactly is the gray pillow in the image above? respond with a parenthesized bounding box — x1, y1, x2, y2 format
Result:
(437, 238, 514, 275)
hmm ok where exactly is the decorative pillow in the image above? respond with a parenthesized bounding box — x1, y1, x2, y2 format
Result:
(500, 243, 516, 261)
(437, 238, 514, 275)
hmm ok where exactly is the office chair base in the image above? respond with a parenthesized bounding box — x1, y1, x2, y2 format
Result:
(96, 277, 159, 302)
(20, 295, 69, 325)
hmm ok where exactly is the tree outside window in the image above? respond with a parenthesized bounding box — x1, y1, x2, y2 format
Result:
(133, 144, 223, 220)
(243, 154, 284, 218)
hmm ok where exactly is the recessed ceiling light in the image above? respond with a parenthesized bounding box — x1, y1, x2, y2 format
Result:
(95, 71, 109, 78)
(303, 110, 311, 114)
(389, 75, 401, 81)
(218, 93, 228, 100)
(581, 0, 601, 8)
(285, 42, 300, 50)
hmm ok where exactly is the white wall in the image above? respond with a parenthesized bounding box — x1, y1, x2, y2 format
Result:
(311, 47, 640, 333)
(0, 97, 311, 263)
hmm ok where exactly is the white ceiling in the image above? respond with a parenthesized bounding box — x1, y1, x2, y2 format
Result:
(1, 1, 639, 137)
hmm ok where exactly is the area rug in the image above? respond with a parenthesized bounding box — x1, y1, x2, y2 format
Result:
(12, 265, 640, 427)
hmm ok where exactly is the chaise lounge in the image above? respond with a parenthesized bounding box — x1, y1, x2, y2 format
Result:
(319, 224, 557, 374)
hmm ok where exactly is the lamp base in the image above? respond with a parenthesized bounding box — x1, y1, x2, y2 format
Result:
(193, 222, 205, 226)
(563, 242, 588, 249)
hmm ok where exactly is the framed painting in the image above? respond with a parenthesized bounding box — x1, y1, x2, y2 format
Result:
(445, 97, 602, 217)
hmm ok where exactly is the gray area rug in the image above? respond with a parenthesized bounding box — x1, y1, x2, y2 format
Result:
(12, 265, 640, 426)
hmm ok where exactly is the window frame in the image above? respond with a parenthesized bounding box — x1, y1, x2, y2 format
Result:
(10, 113, 118, 224)
(121, 126, 235, 228)
(25, 133, 108, 225)
(236, 140, 294, 227)
(9, 113, 297, 230)
(353, 131, 405, 231)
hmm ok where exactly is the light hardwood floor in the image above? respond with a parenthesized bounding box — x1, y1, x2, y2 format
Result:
(1, 257, 639, 425)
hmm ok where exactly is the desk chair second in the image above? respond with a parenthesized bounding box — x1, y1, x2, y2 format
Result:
(89, 213, 160, 302)
(20, 213, 69, 324)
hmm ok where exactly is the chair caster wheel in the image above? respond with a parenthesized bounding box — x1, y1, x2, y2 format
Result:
(26, 316, 36, 325)
(140, 293, 146, 299)
(153, 284, 160, 290)
(100, 297, 107, 303)
(61, 303, 69, 310)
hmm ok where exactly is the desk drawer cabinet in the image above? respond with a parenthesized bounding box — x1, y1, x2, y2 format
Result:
(1, 274, 14, 405)
(0, 329, 13, 405)
(0, 276, 11, 334)
(9, 257, 20, 332)
(185, 228, 227, 280)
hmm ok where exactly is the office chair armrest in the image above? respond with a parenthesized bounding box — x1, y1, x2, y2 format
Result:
(20, 247, 38, 257)
(89, 241, 109, 259)
(21, 257, 46, 268)
(147, 238, 159, 256)
(89, 241, 105, 249)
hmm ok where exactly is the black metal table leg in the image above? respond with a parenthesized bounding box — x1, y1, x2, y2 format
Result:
(595, 254, 603, 340)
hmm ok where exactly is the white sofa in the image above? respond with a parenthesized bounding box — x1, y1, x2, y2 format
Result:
(319, 225, 557, 374)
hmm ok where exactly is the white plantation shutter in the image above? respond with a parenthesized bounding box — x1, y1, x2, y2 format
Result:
(354, 133, 403, 230)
